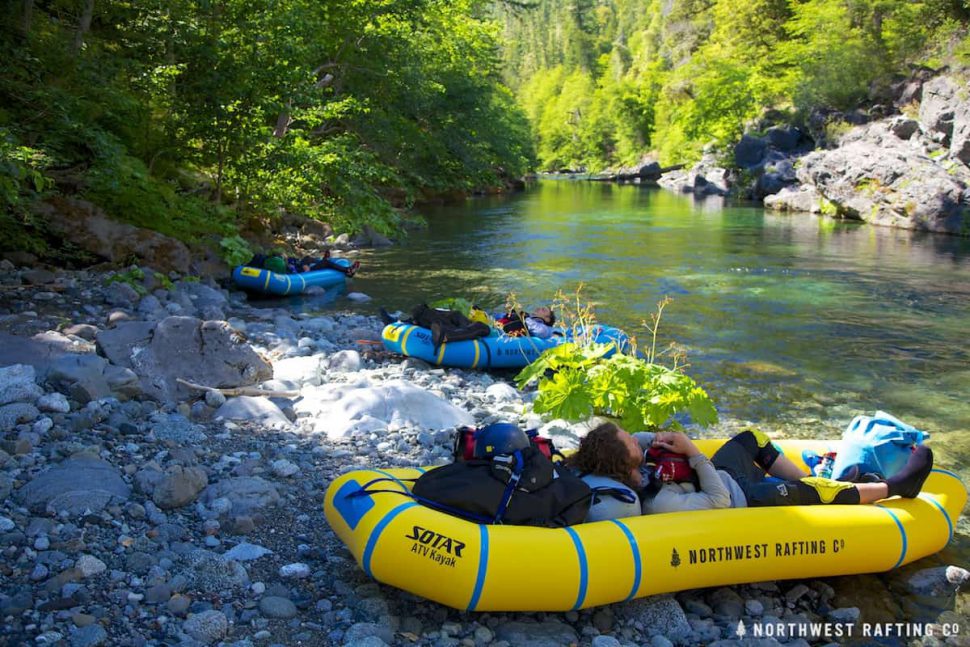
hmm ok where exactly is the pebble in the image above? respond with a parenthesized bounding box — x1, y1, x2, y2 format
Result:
(279, 562, 311, 579)
(259, 596, 298, 619)
(75, 555, 107, 578)
(183, 609, 228, 643)
(0, 516, 14, 531)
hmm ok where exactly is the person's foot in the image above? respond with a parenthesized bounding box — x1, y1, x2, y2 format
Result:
(886, 446, 933, 498)
(346, 260, 361, 277)
(379, 307, 395, 326)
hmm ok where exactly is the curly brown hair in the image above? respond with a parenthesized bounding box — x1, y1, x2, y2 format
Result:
(567, 422, 641, 489)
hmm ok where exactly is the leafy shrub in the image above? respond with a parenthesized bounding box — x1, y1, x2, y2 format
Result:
(514, 295, 717, 431)
(219, 235, 253, 268)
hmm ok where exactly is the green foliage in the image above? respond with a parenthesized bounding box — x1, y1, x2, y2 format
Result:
(106, 267, 148, 297)
(219, 235, 253, 268)
(0, 0, 534, 261)
(500, 0, 970, 168)
(515, 341, 718, 430)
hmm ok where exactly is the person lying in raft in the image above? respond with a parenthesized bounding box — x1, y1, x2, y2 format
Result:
(496, 306, 559, 339)
(296, 253, 360, 277)
(568, 422, 934, 522)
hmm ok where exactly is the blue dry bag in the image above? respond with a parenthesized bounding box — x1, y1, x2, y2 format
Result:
(830, 411, 928, 480)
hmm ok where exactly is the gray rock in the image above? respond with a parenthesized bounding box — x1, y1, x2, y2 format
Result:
(21, 268, 55, 285)
(766, 125, 802, 152)
(214, 396, 291, 427)
(735, 134, 769, 168)
(327, 350, 362, 373)
(16, 455, 131, 513)
(906, 565, 968, 597)
(76, 554, 107, 577)
(70, 624, 108, 647)
(951, 89, 970, 164)
(103, 364, 142, 398)
(151, 413, 207, 443)
(763, 185, 823, 213)
(616, 595, 691, 642)
(47, 354, 111, 403)
(36, 392, 70, 413)
(919, 76, 958, 141)
(152, 465, 208, 509)
(183, 610, 228, 644)
(181, 551, 249, 591)
(105, 281, 140, 307)
(0, 402, 39, 430)
(342, 622, 394, 645)
(827, 607, 860, 623)
(259, 596, 298, 619)
(796, 121, 970, 234)
(222, 543, 273, 562)
(0, 364, 43, 405)
(494, 621, 579, 647)
(279, 562, 311, 578)
(201, 477, 281, 517)
(205, 390, 227, 407)
(63, 324, 99, 341)
(889, 117, 920, 140)
(34, 197, 192, 272)
(98, 317, 272, 403)
(271, 459, 299, 477)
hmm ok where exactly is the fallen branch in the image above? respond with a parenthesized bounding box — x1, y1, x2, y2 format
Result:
(176, 378, 300, 399)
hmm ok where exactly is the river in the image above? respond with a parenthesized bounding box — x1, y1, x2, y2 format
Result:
(336, 179, 970, 615)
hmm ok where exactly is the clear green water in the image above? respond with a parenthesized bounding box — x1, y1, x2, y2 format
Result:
(339, 179, 970, 619)
(351, 181, 970, 441)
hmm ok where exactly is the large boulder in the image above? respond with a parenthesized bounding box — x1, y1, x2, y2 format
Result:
(734, 134, 769, 168)
(294, 380, 474, 438)
(32, 196, 192, 273)
(796, 121, 970, 234)
(919, 76, 959, 144)
(0, 364, 43, 405)
(763, 186, 824, 214)
(96, 317, 272, 402)
(16, 455, 131, 514)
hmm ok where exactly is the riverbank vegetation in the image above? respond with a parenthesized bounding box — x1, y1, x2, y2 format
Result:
(499, 0, 970, 171)
(0, 1, 534, 259)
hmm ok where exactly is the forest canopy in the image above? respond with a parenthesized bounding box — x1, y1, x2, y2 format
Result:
(498, 0, 970, 171)
(0, 0, 534, 256)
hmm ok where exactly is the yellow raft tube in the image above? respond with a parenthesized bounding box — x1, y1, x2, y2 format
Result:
(323, 439, 966, 612)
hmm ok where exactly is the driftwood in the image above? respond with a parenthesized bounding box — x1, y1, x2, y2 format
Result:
(176, 378, 299, 399)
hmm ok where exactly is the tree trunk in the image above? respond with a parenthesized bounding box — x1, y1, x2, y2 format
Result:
(73, 0, 95, 53)
(273, 101, 292, 138)
(21, 0, 34, 36)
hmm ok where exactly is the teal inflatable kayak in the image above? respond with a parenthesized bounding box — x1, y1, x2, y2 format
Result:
(231, 258, 354, 296)
(381, 322, 630, 369)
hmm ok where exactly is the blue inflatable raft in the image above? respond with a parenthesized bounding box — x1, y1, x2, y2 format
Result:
(231, 258, 354, 296)
(381, 322, 630, 369)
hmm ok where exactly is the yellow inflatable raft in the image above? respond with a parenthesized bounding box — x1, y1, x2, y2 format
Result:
(323, 439, 966, 612)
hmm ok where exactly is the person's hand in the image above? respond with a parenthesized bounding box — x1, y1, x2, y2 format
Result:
(652, 432, 701, 457)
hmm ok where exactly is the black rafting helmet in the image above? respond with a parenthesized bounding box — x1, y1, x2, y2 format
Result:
(473, 422, 530, 458)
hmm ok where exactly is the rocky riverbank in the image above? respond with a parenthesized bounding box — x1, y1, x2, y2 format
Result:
(0, 262, 967, 647)
(656, 71, 970, 237)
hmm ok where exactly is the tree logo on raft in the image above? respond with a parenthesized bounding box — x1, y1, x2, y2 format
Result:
(668, 537, 848, 566)
(404, 525, 465, 568)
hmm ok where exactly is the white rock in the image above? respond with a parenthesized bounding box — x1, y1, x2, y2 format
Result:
(346, 292, 372, 302)
(294, 380, 473, 438)
(76, 554, 107, 577)
(214, 396, 292, 428)
(279, 562, 311, 579)
(36, 392, 70, 413)
(224, 543, 273, 562)
(272, 355, 324, 385)
(485, 382, 520, 403)
(0, 517, 14, 531)
(271, 459, 300, 478)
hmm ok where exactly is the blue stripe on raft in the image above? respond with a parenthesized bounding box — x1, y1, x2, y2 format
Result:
(362, 501, 419, 578)
(609, 519, 642, 601)
(920, 494, 954, 543)
(932, 467, 961, 481)
(564, 527, 589, 610)
(876, 505, 908, 569)
(414, 467, 427, 474)
(467, 525, 489, 611)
